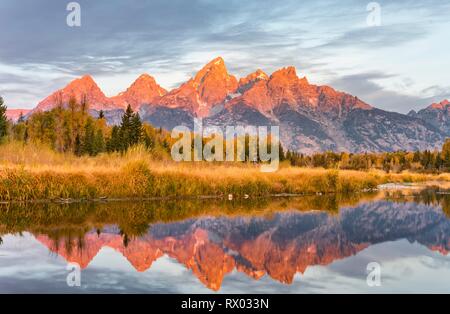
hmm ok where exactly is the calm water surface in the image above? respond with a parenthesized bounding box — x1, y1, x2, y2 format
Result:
(1, 189, 450, 293)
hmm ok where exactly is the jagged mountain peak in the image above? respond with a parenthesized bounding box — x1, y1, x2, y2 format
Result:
(270, 66, 300, 81)
(64, 74, 101, 92)
(25, 58, 446, 153)
(200, 56, 225, 70)
(77, 74, 96, 83)
(34, 75, 114, 112)
(228, 63, 371, 114)
(130, 73, 166, 95)
(157, 57, 238, 117)
(111, 73, 167, 110)
(412, 99, 450, 135)
(429, 99, 450, 110)
(267, 66, 309, 89)
(136, 73, 155, 80)
(192, 56, 236, 86)
(238, 69, 269, 94)
(242, 69, 269, 82)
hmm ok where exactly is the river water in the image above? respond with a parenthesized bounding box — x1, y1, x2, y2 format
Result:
(0, 188, 449, 293)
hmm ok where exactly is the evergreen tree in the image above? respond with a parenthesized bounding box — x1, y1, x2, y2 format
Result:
(98, 110, 105, 120)
(107, 125, 121, 152)
(278, 142, 286, 162)
(83, 119, 95, 155)
(119, 104, 134, 151)
(435, 152, 443, 171)
(413, 151, 421, 163)
(93, 129, 105, 154)
(0, 96, 8, 141)
(143, 132, 154, 149)
(130, 112, 142, 145)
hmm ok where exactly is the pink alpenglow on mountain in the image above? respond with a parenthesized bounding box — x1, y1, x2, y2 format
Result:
(158, 57, 239, 117)
(111, 74, 167, 111)
(429, 99, 450, 110)
(227, 66, 371, 116)
(23, 57, 446, 153)
(238, 69, 269, 92)
(409, 99, 450, 135)
(34, 75, 116, 112)
(29, 57, 372, 117)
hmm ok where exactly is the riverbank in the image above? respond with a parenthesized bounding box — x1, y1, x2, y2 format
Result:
(1, 161, 449, 201)
(0, 142, 449, 201)
(2, 187, 448, 236)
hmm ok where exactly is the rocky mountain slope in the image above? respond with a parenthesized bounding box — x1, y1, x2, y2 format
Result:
(17, 57, 447, 153)
(409, 99, 450, 135)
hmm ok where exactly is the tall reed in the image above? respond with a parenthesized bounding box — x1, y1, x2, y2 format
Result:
(0, 142, 448, 201)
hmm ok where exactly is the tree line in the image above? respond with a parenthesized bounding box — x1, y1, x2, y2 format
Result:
(1, 95, 449, 173)
(285, 144, 450, 173)
(0, 96, 172, 157)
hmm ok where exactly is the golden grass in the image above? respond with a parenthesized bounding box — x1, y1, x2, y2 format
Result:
(0, 142, 449, 201)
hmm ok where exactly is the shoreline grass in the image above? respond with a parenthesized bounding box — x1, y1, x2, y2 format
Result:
(1, 142, 449, 201)
(0, 193, 379, 234)
(1, 188, 448, 238)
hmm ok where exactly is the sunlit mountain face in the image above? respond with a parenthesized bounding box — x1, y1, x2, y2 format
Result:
(1, 189, 449, 293)
(12, 57, 446, 153)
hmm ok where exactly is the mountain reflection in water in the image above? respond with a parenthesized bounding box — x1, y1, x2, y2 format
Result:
(0, 189, 449, 292)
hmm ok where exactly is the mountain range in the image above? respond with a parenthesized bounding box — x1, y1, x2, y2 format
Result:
(6, 57, 448, 153)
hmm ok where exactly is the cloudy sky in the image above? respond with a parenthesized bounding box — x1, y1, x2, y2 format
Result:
(0, 0, 449, 113)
